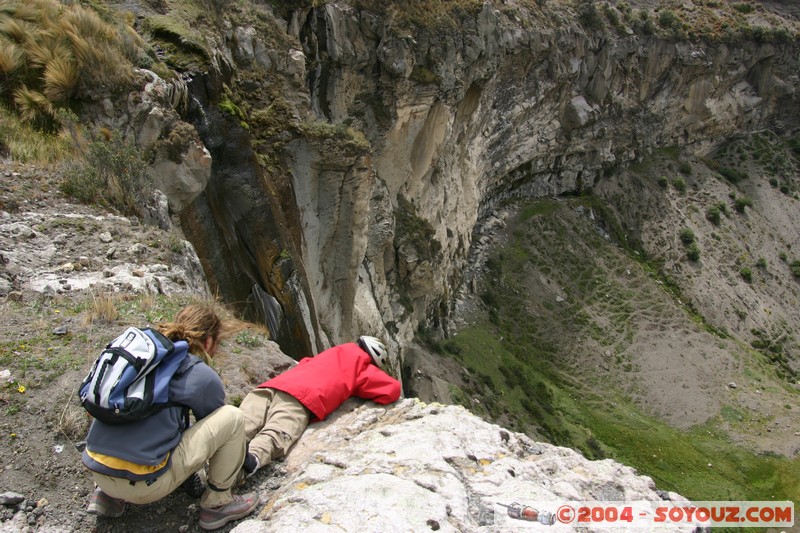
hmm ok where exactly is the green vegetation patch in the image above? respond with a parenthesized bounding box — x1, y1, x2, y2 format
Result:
(349, 0, 484, 30)
(0, 107, 71, 163)
(0, 293, 203, 381)
(448, 318, 800, 505)
(142, 13, 209, 71)
(586, 402, 800, 503)
(0, 0, 148, 130)
(437, 195, 800, 507)
(297, 120, 370, 152)
(60, 125, 153, 219)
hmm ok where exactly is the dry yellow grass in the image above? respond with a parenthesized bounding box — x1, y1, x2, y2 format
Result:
(85, 290, 120, 325)
(12, 85, 53, 126)
(57, 400, 90, 442)
(0, 0, 145, 128)
(43, 56, 77, 102)
(0, 37, 21, 74)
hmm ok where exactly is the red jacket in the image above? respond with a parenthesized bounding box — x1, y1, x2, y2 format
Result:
(259, 342, 401, 421)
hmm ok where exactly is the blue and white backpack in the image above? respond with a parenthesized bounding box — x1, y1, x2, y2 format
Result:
(78, 327, 189, 424)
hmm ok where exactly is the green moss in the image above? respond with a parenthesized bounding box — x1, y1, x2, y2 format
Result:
(251, 98, 296, 138)
(297, 120, 371, 151)
(519, 202, 559, 221)
(409, 66, 438, 85)
(142, 14, 209, 70)
(219, 96, 246, 122)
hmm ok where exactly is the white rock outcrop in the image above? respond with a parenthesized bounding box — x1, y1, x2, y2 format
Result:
(233, 399, 690, 533)
(0, 209, 209, 298)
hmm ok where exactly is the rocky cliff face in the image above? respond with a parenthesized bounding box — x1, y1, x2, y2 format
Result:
(103, 1, 799, 366)
(290, 1, 800, 352)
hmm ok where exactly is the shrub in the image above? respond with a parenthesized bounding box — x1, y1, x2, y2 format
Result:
(601, 3, 621, 30)
(734, 197, 753, 213)
(636, 11, 657, 35)
(740, 267, 752, 283)
(678, 161, 692, 175)
(657, 176, 669, 189)
(719, 167, 747, 183)
(687, 243, 700, 262)
(791, 260, 800, 278)
(577, 0, 604, 29)
(733, 3, 755, 14)
(706, 205, 721, 225)
(658, 10, 686, 38)
(756, 257, 767, 269)
(679, 228, 695, 245)
(658, 10, 680, 30)
(60, 128, 153, 217)
(672, 177, 687, 193)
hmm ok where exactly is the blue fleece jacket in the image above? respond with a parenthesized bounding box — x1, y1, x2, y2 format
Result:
(81, 353, 224, 481)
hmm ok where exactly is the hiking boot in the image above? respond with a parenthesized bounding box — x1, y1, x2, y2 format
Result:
(243, 452, 260, 478)
(198, 492, 259, 530)
(86, 487, 125, 518)
(180, 470, 206, 499)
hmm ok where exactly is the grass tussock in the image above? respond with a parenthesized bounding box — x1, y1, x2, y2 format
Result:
(0, 105, 72, 163)
(85, 290, 121, 325)
(0, 0, 151, 130)
(57, 401, 90, 441)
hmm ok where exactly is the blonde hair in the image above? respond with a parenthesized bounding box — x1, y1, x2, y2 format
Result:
(157, 304, 224, 366)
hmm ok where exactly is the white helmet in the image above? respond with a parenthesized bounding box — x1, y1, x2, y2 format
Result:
(357, 335, 388, 372)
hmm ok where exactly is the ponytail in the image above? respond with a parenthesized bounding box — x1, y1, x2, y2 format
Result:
(157, 304, 222, 366)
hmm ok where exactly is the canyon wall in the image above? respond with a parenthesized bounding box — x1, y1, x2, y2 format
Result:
(128, 1, 799, 360)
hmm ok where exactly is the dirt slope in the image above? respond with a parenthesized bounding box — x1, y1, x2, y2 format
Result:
(0, 162, 289, 532)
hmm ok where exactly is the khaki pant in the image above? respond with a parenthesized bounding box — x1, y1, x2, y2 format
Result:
(240, 388, 309, 466)
(92, 405, 246, 509)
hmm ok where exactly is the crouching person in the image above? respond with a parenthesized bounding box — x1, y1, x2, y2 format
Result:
(80, 305, 259, 531)
(240, 336, 402, 476)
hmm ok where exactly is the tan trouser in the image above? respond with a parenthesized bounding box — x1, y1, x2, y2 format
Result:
(93, 405, 246, 509)
(240, 388, 309, 466)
